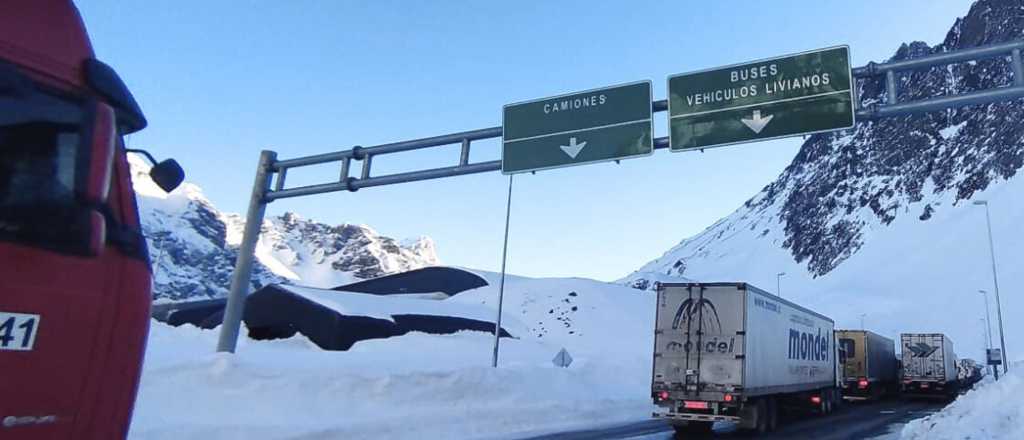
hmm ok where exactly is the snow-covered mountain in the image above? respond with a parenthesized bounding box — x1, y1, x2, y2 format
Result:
(625, 0, 1024, 360)
(130, 154, 439, 302)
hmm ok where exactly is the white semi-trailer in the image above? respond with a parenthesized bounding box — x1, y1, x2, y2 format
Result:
(901, 333, 959, 399)
(651, 283, 841, 434)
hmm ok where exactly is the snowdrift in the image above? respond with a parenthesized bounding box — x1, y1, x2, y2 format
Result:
(129, 274, 657, 439)
(901, 364, 1024, 440)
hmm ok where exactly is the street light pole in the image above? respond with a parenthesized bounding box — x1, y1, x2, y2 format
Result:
(860, 313, 866, 330)
(776, 272, 785, 297)
(980, 318, 990, 351)
(979, 290, 994, 348)
(980, 290, 998, 380)
(974, 200, 1008, 373)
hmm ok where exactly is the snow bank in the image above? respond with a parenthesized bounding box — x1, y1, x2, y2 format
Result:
(281, 285, 514, 327)
(901, 365, 1024, 440)
(130, 275, 657, 439)
(452, 270, 655, 362)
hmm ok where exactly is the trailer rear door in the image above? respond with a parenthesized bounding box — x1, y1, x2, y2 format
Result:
(654, 284, 745, 395)
(901, 334, 948, 381)
(838, 331, 866, 379)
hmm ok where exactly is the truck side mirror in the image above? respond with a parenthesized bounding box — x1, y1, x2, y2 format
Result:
(126, 148, 184, 193)
(149, 159, 184, 193)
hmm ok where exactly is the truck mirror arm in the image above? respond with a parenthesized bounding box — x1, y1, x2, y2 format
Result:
(125, 148, 185, 193)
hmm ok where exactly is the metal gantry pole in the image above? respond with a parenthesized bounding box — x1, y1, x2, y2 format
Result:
(979, 202, 1010, 373)
(492, 174, 514, 368)
(216, 150, 276, 353)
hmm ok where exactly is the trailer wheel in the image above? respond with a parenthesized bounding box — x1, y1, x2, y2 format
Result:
(754, 399, 770, 434)
(815, 392, 829, 415)
(946, 384, 960, 403)
(831, 389, 843, 411)
(766, 397, 779, 432)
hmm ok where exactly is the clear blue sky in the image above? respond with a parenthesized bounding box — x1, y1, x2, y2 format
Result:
(78, 1, 968, 281)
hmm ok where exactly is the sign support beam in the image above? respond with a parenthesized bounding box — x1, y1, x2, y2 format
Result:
(492, 174, 514, 368)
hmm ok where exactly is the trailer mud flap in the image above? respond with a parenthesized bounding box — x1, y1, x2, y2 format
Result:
(737, 402, 758, 430)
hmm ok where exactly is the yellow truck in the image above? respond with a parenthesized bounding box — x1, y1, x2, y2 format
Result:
(837, 330, 898, 400)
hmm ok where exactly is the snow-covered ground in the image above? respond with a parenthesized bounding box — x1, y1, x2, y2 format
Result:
(129, 272, 657, 439)
(901, 364, 1024, 440)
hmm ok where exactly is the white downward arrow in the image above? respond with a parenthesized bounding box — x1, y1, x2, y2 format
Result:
(741, 110, 774, 134)
(560, 137, 587, 159)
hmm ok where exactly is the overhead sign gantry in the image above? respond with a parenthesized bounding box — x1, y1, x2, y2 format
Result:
(217, 39, 1024, 355)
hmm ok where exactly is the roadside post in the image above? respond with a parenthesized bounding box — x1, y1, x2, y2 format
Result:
(988, 348, 1003, 380)
(552, 348, 574, 368)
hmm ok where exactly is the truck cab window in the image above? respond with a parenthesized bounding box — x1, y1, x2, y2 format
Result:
(0, 121, 87, 251)
(0, 123, 79, 207)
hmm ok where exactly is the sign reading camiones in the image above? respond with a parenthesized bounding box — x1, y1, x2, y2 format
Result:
(668, 46, 854, 151)
(502, 81, 653, 174)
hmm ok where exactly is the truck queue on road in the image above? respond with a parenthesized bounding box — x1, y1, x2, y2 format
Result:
(650, 282, 984, 436)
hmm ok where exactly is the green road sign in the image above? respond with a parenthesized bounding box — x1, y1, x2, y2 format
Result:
(669, 46, 854, 151)
(502, 81, 653, 174)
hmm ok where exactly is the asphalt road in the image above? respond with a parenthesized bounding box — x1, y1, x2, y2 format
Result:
(517, 399, 945, 440)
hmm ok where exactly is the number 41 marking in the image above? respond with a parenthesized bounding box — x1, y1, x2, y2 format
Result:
(0, 312, 40, 351)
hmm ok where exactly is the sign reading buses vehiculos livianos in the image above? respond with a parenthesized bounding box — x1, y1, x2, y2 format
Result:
(502, 81, 653, 174)
(668, 46, 854, 151)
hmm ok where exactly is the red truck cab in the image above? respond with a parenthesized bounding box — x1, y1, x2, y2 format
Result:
(1, 1, 181, 438)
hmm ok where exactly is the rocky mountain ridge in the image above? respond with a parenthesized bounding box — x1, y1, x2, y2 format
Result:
(131, 155, 439, 301)
(628, 0, 1024, 284)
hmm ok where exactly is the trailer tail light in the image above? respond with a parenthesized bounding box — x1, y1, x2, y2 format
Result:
(658, 391, 669, 401)
(858, 378, 869, 389)
(683, 401, 709, 410)
(810, 395, 822, 404)
(723, 394, 734, 403)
